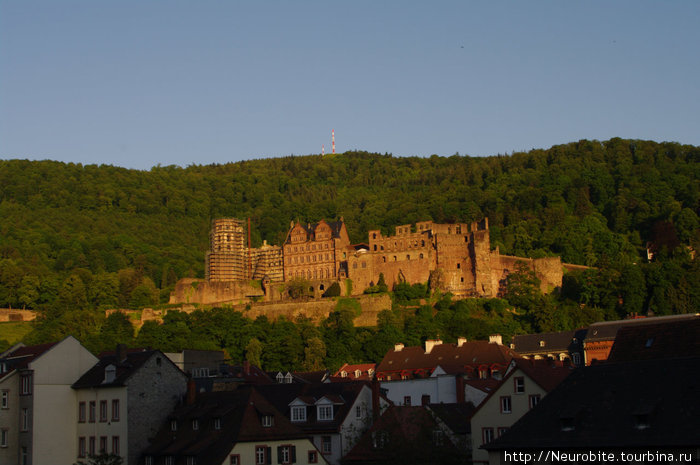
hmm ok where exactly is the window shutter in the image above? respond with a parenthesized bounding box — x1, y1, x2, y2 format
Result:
(277, 446, 283, 464)
(267, 447, 272, 465)
(291, 446, 296, 463)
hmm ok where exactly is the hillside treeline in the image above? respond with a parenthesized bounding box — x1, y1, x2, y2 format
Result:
(0, 138, 698, 323)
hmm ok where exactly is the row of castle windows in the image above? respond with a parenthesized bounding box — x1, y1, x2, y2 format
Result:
(288, 253, 330, 264)
(351, 253, 425, 268)
(293, 268, 334, 279)
(289, 243, 331, 253)
(371, 239, 427, 251)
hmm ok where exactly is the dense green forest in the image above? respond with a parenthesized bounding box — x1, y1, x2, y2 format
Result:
(1, 138, 698, 365)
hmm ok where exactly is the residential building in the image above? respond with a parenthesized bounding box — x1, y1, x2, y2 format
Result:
(164, 349, 225, 379)
(142, 386, 327, 465)
(483, 357, 700, 464)
(342, 405, 467, 465)
(0, 336, 98, 465)
(510, 329, 587, 367)
(255, 381, 387, 465)
(376, 337, 516, 406)
(470, 358, 573, 465)
(72, 345, 187, 465)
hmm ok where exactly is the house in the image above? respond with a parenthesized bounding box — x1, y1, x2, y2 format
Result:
(376, 337, 516, 407)
(606, 318, 700, 362)
(142, 386, 326, 465)
(341, 405, 467, 465)
(583, 313, 699, 365)
(332, 364, 376, 382)
(470, 358, 573, 465)
(510, 329, 587, 367)
(482, 356, 700, 464)
(72, 345, 188, 465)
(255, 381, 388, 465)
(0, 336, 98, 465)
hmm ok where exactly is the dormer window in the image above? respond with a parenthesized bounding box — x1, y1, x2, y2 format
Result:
(317, 404, 333, 421)
(560, 417, 575, 432)
(170, 420, 177, 431)
(291, 406, 307, 422)
(539, 340, 546, 348)
(368, 368, 374, 377)
(284, 373, 293, 384)
(354, 370, 361, 378)
(372, 431, 388, 449)
(645, 338, 654, 348)
(104, 365, 116, 384)
(262, 415, 274, 427)
(192, 419, 199, 430)
(276, 373, 284, 383)
(340, 371, 347, 378)
(214, 418, 221, 430)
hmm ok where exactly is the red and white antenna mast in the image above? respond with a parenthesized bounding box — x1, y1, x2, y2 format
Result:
(332, 129, 335, 154)
(322, 144, 325, 155)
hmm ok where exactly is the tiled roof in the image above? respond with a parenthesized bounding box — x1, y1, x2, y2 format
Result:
(333, 363, 376, 381)
(510, 330, 584, 354)
(376, 341, 516, 375)
(143, 387, 307, 463)
(463, 378, 501, 393)
(255, 381, 367, 434)
(427, 402, 476, 434)
(72, 350, 158, 388)
(0, 341, 58, 381)
(483, 357, 700, 450)
(293, 370, 331, 383)
(509, 358, 575, 393)
(342, 405, 464, 464)
(584, 314, 699, 343)
(607, 318, 700, 362)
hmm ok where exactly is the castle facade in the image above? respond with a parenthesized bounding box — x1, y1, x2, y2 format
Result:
(204, 217, 575, 299)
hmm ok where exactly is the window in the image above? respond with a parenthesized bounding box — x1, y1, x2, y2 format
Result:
(572, 353, 581, 366)
(100, 400, 108, 422)
(291, 406, 306, 422)
(500, 396, 512, 414)
(321, 436, 332, 454)
(21, 447, 27, 465)
(21, 408, 29, 431)
(20, 374, 31, 395)
(100, 437, 107, 453)
(432, 429, 444, 446)
(1, 429, 8, 448)
(529, 394, 541, 409)
(371, 431, 387, 449)
(497, 427, 509, 437)
(89, 436, 96, 456)
(308, 450, 318, 463)
(89, 401, 96, 422)
(78, 401, 86, 422)
(1, 390, 8, 409)
(261, 415, 273, 427)
(482, 427, 494, 445)
(277, 445, 295, 464)
(456, 263, 461, 269)
(514, 377, 525, 394)
(255, 446, 267, 465)
(78, 437, 87, 458)
(165, 457, 174, 465)
(111, 399, 120, 421)
(355, 405, 363, 419)
(192, 419, 199, 430)
(170, 420, 177, 431)
(560, 417, 575, 432)
(318, 405, 333, 421)
(421, 394, 431, 405)
(186, 457, 197, 465)
(214, 418, 221, 430)
(229, 455, 240, 465)
(403, 396, 411, 406)
(145, 457, 153, 465)
(111, 436, 120, 455)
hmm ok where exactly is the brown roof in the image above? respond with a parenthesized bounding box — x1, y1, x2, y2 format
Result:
(510, 329, 586, 354)
(376, 341, 516, 376)
(427, 402, 476, 434)
(333, 363, 376, 381)
(584, 314, 699, 343)
(607, 318, 700, 363)
(509, 358, 575, 392)
(72, 350, 168, 389)
(143, 386, 308, 463)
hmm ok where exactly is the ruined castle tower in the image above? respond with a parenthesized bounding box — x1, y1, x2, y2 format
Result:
(206, 218, 247, 281)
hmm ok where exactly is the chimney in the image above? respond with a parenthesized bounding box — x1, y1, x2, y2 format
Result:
(116, 344, 128, 363)
(457, 337, 467, 347)
(489, 334, 502, 345)
(186, 378, 197, 405)
(394, 343, 404, 352)
(371, 379, 380, 421)
(243, 360, 250, 376)
(456, 376, 465, 403)
(425, 339, 443, 354)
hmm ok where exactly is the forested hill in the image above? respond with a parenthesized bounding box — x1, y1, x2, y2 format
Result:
(0, 138, 698, 313)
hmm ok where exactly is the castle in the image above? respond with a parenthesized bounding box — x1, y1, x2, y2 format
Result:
(188, 217, 583, 303)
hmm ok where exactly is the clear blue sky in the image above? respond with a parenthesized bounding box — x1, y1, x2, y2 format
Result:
(2, 1, 699, 170)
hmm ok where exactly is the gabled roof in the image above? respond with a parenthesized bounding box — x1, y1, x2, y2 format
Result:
(508, 358, 574, 393)
(72, 349, 175, 389)
(584, 314, 699, 343)
(607, 318, 700, 362)
(483, 357, 700, 450)
(293, 370, 331, 383)
(510, 330, 585, 354)
(284, 219, 347, 244)
(255, 380, 368, 434)
(0, 341, 58, 381)
(143, 387, 308, 463)
(427, 402, 476, 434)
(342, 405, 464, 464)
(376, 341, 515, 375)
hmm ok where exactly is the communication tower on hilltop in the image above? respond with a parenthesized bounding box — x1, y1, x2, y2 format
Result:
(332, 129, 335, 154)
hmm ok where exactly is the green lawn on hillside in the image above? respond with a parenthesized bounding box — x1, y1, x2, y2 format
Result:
(0, 321, 33, 345)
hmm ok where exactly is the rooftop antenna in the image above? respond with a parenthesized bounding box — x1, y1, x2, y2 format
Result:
(322, 144, 325, 156)
(332, 129, 335, 154)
